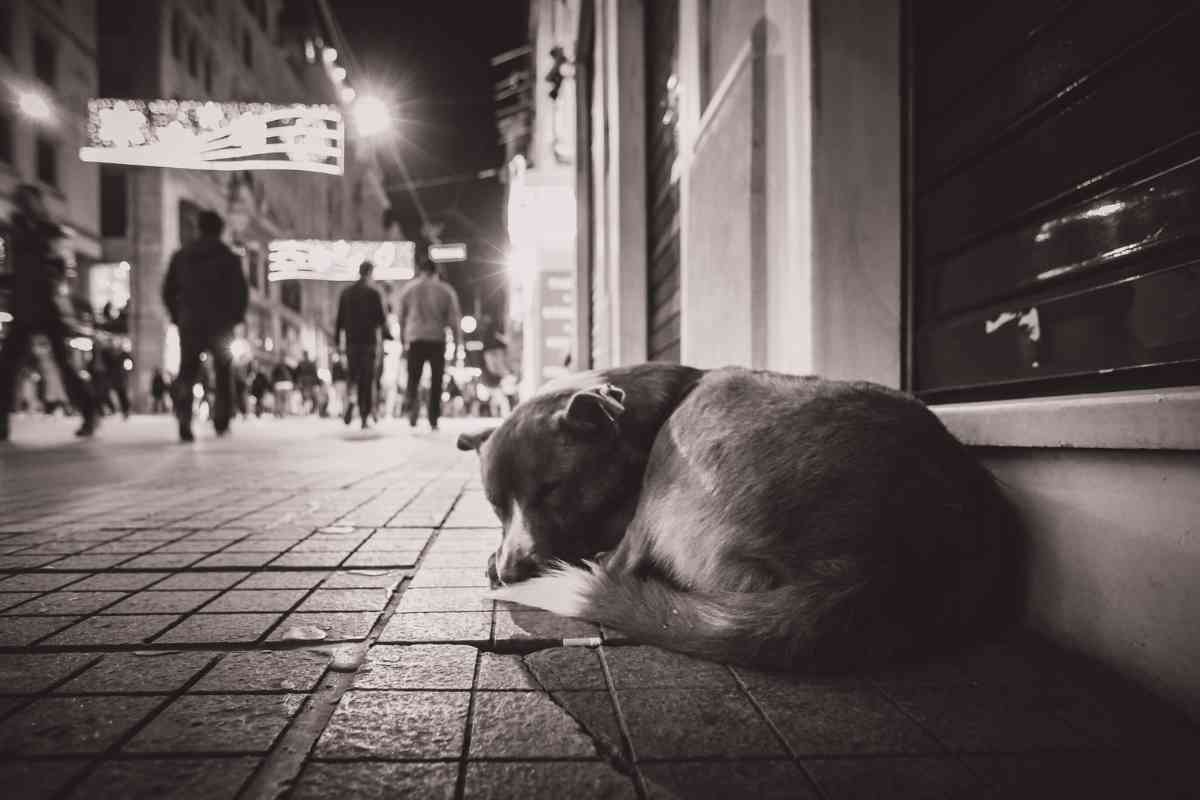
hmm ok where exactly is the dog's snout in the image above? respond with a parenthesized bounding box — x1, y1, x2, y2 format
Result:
(489, 547, 541, 588)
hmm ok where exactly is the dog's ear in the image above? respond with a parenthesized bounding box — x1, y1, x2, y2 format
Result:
(457, 428, 496, 452)
(556, 383, 626, 434)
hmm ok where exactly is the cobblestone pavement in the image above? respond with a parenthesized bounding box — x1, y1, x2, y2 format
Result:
(1, 415, 1197, 799)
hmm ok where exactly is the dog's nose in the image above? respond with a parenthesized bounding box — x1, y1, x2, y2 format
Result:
(489, 548, 540, 587)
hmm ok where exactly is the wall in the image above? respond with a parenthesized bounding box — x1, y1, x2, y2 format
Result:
(0, 0, 101, 261)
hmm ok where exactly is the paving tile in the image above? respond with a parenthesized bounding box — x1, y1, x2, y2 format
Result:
(419, 551, 489, 569)
(45, 615, 181, 646)
(0, 572, 89, 591)
(618, 688, 785, 759)
(271, 552, 348, 568)
(885, 685, 1097, 753)
(125, 693, 305, 753)
(734, 663, 865, 693)
(77, 757, 261, 800)
(397, 587, 493, 612)
(805, 756, 983, 800)
(1, 615, 81, 648)
(754, 686, 942, 755)
(194, 552, 278, 568)
(604, 646, 735, 689)
(463, 762, 637, 800)
(154, 540, 233, 554)
(58, 652, 218, 693)
(293, 762, 457, 800)
(3, 591, 126, 616)
(45, 554, 134, 570)
(493, 608, 599, 645)
(354, 644, 477, 690)
(342, 551, 421, 568)
(409, 567, 490, 588)
(71, 573, 170, 591)
(119, 553, 206, 569)
(267, 611, 379, 642)
(477, 653, 541, 690)
(315, 690, 469, 758)
(154, 613, 280, 644)
(297, 587, 391, 612)
(238, 571, 330, 589)
(321, 569, 406, 589)
(379, 611, 492, 645)
(643, 760, 821, 800)
(0, 695, 162, 754)
(470, 690, 609, 758)
(0, 652, 99, 693)
(150, 572, 248, 591)
(193, 649, 331, 692)
(0, 758, 91, 800)
(0, 554, 58, 568)
(962, 752, 1192, 800)
(525, 647, 608, 690)
(102, 590, 219, 614)
(0, 591, 39, 611)
(201, 589, 307, 612)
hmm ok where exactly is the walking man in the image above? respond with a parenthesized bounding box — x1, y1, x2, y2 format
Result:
(335, 260, 389, 429)
(161, 210, 248, 442)
(0, 184, 99, 441)
(397, 251, 462, 431)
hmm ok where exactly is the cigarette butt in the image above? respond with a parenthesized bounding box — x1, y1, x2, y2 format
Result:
(562, 636, 602, 647)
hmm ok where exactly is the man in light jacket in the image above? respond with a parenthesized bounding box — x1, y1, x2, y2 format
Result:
(397, 252, 461, 431)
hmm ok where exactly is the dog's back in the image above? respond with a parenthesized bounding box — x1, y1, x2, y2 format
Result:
(493, 366, 1024, 671)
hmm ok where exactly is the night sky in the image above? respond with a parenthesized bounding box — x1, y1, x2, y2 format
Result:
(335, 1, 529, 322)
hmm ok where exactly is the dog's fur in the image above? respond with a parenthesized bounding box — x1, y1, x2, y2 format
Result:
(458, 364, 1024, 671)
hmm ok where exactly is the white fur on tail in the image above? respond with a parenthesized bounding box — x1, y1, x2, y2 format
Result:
(490, 560, 601, 617)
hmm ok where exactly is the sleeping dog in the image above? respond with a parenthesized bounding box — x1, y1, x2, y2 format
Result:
(457, 364, 1023, 671)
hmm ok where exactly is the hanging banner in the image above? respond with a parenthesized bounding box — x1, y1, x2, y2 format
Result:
(79, 99, 344, 175)
(268, 240, 416, 282)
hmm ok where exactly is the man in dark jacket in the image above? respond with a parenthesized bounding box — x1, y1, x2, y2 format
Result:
(335, 260, 389, 429)
(162, 210, 248, 441)
(0, 184, 99, 441)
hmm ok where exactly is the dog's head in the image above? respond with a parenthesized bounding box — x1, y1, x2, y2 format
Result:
(458, 381, 641, 587)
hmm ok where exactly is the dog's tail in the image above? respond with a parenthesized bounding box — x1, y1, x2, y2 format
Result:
(492, 562, 875, 669)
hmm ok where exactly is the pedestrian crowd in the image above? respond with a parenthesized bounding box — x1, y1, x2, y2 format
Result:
(1, 195, 515, 443)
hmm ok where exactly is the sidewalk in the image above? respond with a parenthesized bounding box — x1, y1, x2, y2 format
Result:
(1, 416, 1196, 799)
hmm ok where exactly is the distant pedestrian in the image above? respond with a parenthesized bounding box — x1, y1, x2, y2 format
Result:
(330, 355, 348, 420)
(335, 261, 389, 429)
(295, 350, 319, 414)
(397, 251, 462, 431)
(161, 210, 249, 442)
(150, 368, 170, 413)
(270, 361, 293, 417)
(249, 365, 270, 417)
(0, 184, 99, 441)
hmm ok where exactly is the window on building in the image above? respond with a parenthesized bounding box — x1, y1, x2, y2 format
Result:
(0, 113, 13, 165)
(171, 10, 184, 58)
(33, 33, 57, 87)
(241, 30, 253, 68)
(0, 5, 13, 59)
(100, 167, 128, 237)
(188, 33, 199, 77)
(178, 199, 202, 247)
(246, 246, 260, 289)
(281, 279, 302, 312)
(907, 4, 1200, 401)
(35, 137, 59, 187)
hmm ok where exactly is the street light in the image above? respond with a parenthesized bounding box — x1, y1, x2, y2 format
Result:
(17, 90, 53, 124)
(352, 95, 390, 137)
(461, 315, 477, 334)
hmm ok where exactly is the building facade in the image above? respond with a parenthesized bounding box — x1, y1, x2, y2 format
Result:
(558, 0, 1200, 718)
(0, 0, 101, 309)
(96, 0, 388, 408)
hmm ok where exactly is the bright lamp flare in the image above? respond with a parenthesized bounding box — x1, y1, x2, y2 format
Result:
(18, 90, 53, 123)
(352, 95, 390, 137)
(460, 315, 477, 334)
